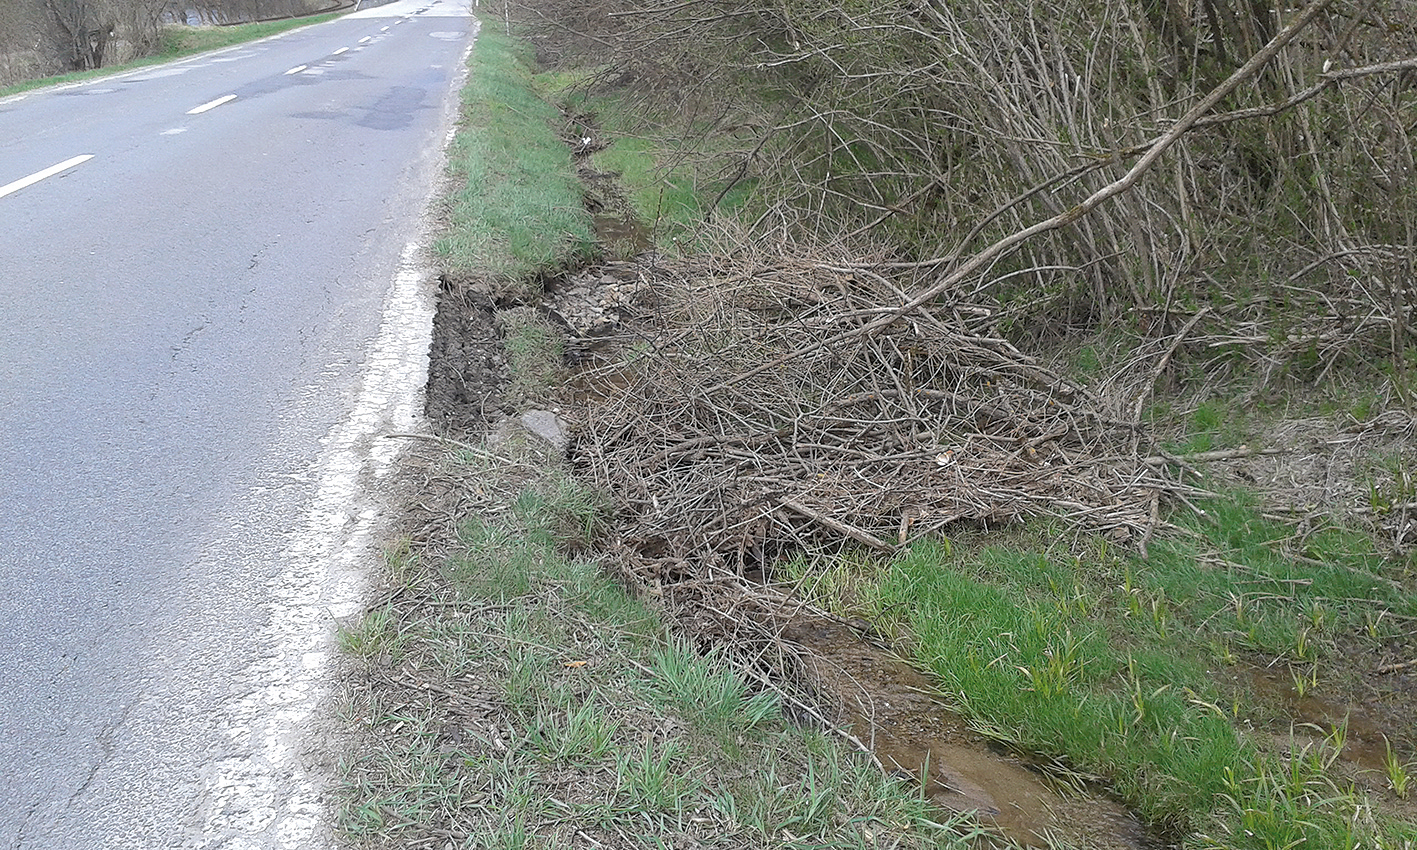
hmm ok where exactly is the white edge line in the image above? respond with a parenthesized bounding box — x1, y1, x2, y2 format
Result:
(332, 46, 348, 55)
(0, 155, 94, 200)
(284, 64, 308, 75)
(187, 94, 237, 115)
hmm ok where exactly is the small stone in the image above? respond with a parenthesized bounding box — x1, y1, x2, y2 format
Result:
(519, 409, 570, 451)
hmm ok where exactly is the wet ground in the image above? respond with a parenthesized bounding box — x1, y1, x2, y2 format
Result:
(1234, 657, 1417, 821)
(779, 617, 1157, 850)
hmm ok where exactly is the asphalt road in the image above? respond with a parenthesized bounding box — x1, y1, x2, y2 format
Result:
(0, 4, 475, 846)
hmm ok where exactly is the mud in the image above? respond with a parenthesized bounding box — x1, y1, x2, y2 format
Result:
(1233, 661, 1417, 820)
(780, 618, 1158, 850)
(423, 275, 507, 435)
(1243, 666, 1396, 771)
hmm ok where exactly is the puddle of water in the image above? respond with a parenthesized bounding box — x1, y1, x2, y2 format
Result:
(593, 213, 651, 259)
(780, 618, 1155, 850)
(1243, 666, 1396, 773)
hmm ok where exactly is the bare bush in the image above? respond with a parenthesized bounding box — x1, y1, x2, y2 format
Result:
(520, 0, 1417, 385)
(570, 228, 1210, 579)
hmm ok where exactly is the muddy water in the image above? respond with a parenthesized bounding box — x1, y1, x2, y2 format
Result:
(1243, 667, 1397, 773)
(593, 213, 652, 257)
(781, 618, 1155, 850)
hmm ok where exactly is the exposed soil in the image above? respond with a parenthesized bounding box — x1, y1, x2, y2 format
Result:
(1228, 655, 1417, 824)
(424, 274, 506, 436)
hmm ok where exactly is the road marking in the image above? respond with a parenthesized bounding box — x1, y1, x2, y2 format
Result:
(359, 36, 372, 43)
(380, 25, 389, 31)
(188, 94, 237, 114)
(161, 128, 187, 135)
(199, 240, 434, 846)
(284, 64, 308, 75)
(332, 46, 348, 55)
(0, 155, 94, 200)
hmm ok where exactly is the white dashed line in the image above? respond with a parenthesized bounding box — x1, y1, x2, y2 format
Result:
(285, 65, 308, 75)
(380, 25, 389, 31)
(332, 46, 348, 55)
(359, 36, 372, 43)
(0, 154, 94, 200)
(161, 128, 187, 135)
(187, 94, 237, 114)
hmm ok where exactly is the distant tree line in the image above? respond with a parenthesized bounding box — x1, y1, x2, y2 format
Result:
(0, 0, 326, 84)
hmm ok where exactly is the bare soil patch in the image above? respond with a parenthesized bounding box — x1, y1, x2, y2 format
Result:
(424, 276, 506, 436)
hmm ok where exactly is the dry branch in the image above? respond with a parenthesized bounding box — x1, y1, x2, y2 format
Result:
(711, 0, 1338, 392)
(569, 247, 1192, 577)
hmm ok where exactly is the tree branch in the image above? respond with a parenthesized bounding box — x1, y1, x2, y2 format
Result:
(709, 0, 1338, 393)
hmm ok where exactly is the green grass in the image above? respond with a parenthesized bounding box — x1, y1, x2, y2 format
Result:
(535, 77, 759, 245)
(436, 23, 595, 288)
(338, 454, 986, 850)
(155, 16, 343, 55)
(496, 307, 565, 403)
(780, 493, 1417, 848)
(588, 133, 709, 235)
(0, 15, 342, 99)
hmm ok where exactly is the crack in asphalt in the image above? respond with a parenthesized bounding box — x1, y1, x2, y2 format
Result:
(64, 696, 140, 809)
(172, 316, 211, 359)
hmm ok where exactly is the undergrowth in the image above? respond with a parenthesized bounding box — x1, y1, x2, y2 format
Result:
(337, 452, 989, 849)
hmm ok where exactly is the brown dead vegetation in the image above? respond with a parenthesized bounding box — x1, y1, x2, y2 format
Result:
(569, 229, 1210, 586)
(521, 0, 1417, 398)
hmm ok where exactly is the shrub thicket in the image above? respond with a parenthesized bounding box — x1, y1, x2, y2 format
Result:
(520, 0, 1417, 383)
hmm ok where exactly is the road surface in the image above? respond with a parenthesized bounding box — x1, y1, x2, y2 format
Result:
(0, 3, 475, 846)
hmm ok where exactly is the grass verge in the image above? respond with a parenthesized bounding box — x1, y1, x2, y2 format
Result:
(340, 20, 988, 850)
(0, 14, 342, 99)
(338, 448, 988, 849)
(435, 23, 595, 290)
(782, 496, 1417, 848)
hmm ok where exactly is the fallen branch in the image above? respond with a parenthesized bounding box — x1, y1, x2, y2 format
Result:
(383, 432, 524, 466)
(1376, 658, 1417, 674)
(1132, 307, 1213, 425)
(1143, 446, 1294, 465)
(779, 497, 897, 554)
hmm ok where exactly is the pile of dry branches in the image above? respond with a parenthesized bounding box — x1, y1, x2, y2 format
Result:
(524, 0, 1417, 382)
(569, 241, 1209, 578)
